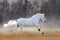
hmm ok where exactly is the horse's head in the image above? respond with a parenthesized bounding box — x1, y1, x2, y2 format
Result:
(31, 13, 47, 22)
(40, 13, 47, 22)
(36, 13, 47, 22)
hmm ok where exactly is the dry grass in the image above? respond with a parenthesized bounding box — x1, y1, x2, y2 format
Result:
(0, 32, 60, 40)
(0, 27, 60, 40)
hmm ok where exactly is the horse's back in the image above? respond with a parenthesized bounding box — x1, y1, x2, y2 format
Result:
(17, 18, 34, 26)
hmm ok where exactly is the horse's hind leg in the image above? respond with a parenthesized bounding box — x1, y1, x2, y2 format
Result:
(17, 24, 19, 27)
(20, 25, 23, 32)
(19, 24, 23, 32)
(17, 24, 21, 32)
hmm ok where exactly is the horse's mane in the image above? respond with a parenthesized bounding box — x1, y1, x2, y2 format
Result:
(31, 13, 41, 17)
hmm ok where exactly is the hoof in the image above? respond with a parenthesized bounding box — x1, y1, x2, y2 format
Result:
(42, 32, 44, 34)
(38, 29, 40, 31)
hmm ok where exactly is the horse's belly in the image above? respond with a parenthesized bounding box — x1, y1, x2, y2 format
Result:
(18, 21, 34, 27)
(24, 24, 34, 27)
(23, 21, 33, 27)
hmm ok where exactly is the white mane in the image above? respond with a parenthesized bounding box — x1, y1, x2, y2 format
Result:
(32, 13, 44, 17)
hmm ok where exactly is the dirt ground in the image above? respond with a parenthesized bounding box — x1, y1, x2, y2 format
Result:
(0, 27, 60, 40)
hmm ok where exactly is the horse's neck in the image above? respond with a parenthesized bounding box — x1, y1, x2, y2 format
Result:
(31, 16, 41, 22)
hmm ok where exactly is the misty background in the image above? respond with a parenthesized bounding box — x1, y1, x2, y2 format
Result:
(0, 0, 60, 28)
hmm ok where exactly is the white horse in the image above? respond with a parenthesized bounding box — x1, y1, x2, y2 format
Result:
(17, 13, 47, 32)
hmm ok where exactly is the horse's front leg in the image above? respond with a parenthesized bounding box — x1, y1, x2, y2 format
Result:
(37, 24, 41, 31)
(35, 23, 41, 31)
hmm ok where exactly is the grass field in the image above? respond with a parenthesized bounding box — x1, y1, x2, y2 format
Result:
(0, 27, 60, 40)
(0, 32, 60, 40)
